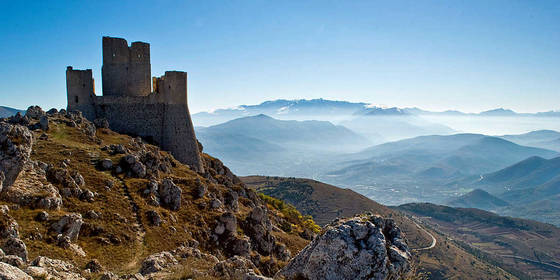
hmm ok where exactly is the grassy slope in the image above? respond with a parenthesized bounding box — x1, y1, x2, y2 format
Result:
(7, 116, 312, 278)
(242, 176, 517, 280)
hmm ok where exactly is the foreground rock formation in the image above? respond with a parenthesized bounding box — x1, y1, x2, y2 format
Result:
(277, 214, 411, 280)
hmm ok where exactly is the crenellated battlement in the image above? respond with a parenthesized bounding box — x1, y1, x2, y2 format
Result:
(66, 37, 203, 172)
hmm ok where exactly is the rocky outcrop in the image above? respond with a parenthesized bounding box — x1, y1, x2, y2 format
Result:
(243, 206, 276, 255)
(0, 262, 32, 280)
(211, 256, 261, 280)
(158, 178, 181, 211)
(50, 213, 83, 241)
(2, 238, 28, 262)
(276, 214, 411, 280)
(139, 251, 178, 275)
(27, 256, 86, 280)
(0, 122, 33, 190)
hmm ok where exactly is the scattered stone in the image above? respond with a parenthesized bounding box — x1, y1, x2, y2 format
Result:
(243, 206, 275, 255)
(79, 189, 95, 202)
(46, 108, 58, 115)
(84, 210, 100, 220)
(29, 256, 85, 279)
(39, 116, 49, 131)
(224, 189, 239, 212)
(215, 212, 237, 236)
(0, 255, 25, 268)
(139, 251, 178, 275)
(50, 213, 83, 241)
(210, 198, 222, 209)
(244, 271, 273, 280)
(146, 210, 161, 226)
(35, 211, 49, 222)
(100, 158, 113, 170)
(158, 178, 181, 210)
(192, 178, 207, 199)
(0, 262, 32, 280)
(100, 271, 119, 280)
(25, 106, 45, 119)
(85, 259, 103, 273)
(211, 256, 259, 279)
(276, 215, 411, 280)
(2, 238, 28, 262)
(0, 123, 33, 190)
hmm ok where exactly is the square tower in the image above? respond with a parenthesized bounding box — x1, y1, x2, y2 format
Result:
(101, 37, 151, 96)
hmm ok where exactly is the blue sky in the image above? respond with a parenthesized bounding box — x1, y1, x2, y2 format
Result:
(1, 0, 559, 113)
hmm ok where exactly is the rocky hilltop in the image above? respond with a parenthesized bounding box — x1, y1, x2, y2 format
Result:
(0, 106, 412, 279)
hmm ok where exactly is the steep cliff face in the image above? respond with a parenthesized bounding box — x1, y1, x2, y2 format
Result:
(0, 106, 412, 279)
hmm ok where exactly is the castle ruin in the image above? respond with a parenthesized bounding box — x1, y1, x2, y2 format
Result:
(66, 36, 203, 172)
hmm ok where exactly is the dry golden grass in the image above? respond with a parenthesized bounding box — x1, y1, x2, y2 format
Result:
(7, 116, 310, 277)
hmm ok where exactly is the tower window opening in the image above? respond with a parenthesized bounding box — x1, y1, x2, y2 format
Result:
(75, 96, 79, 103)
(82, 83, 85, 88)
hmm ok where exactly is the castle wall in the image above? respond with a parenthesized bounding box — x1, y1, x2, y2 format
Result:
(66, 67, 96, 120)
(102, 37, 151, 97)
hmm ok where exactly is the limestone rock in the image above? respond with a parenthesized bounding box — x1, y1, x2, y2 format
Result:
(243, 206, 275, 255)
(244, 271, 273, 280)
(139, 251, 178, 275)
(25, 106, 45, 119)
(46, 108, 58, 115)
(39, 116, 49, 131)
(158, 178, 181, 210)
(50, 213, 83, 241)
(0, 123, 33, 189)
(215, 212, 237, 236)
(35, 211, 49, 222)
(0, 255, 25, 268)
(100, 158, 113, 170)
(0, 210, 20, 239)
(225, 189, 239, 212)
(2, 238, 28, 262)
(85, 259, 103, 273)
(146, 210, 161, 226)
(29, 256, 85, 280)
(0, 262, 32, 280)
(276, 215, 411, 280)
(211, 256, 259, 280)
(193, 178, 207, 199)
(2, 163, 62, 210)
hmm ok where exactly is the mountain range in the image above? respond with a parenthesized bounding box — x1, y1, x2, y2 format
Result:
(0, 106, 24, 118)
(192, 99, 560, 127)
(449, 156, 560, 225)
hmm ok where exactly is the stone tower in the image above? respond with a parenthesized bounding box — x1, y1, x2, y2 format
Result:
(66, 36, 203, 172)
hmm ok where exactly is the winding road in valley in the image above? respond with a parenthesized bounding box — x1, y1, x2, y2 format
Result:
(412, 221, 437, 251)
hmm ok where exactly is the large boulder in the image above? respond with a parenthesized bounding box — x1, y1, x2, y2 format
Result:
(0, 123, 33, 190)
(25, 106, 45, 119)
(2, 238, 28, 262)
(50, 213, 83, 241)
(27, 256, 85, 280)
(276, 214, 411, 280)
(0, 262, 32, 280)
(211, 256, 259, 280)
(243, 206, 275, 255)
(139, 251, 178, 275)
(158, 178, 181, 211)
